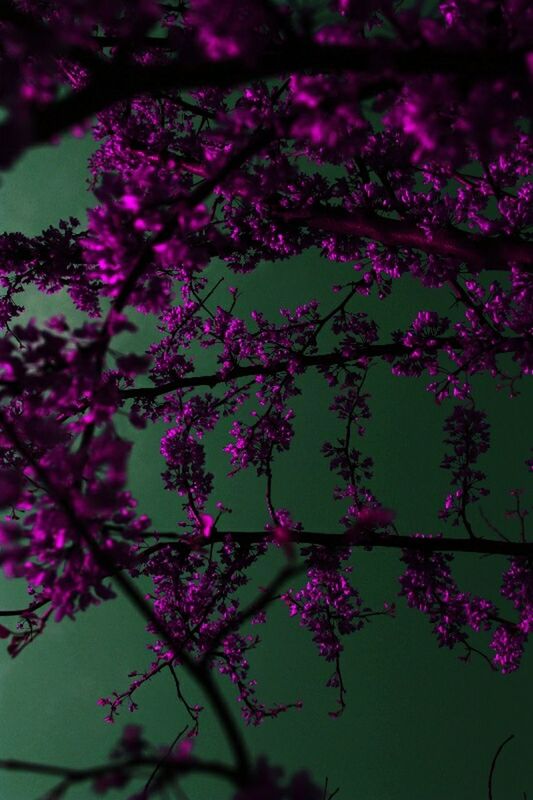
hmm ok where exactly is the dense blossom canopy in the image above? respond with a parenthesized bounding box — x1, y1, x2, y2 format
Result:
(0, 0, 531, 796)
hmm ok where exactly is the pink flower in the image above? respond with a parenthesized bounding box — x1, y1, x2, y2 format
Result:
(273, 525, 294, 558)
(199, 513, 215, 538)
(356, 506, 395, 528)
(346, 507, 396, 540)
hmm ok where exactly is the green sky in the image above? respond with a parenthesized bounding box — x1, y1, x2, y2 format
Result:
(0, 134, 531, 800)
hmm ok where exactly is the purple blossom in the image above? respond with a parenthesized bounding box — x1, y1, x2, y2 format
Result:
(399, 540, 496, 651)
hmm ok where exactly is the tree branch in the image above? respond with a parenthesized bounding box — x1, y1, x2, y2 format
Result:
(109, 128, 275, 319)
(138, 530, 533, 558)
(0, 410, 251, 784)
(276, 207, 533, 272)
(488, 734, 514, 800)
(0, 754, 236, 788)
(1, 41, 530, 167)
(200, 561, 305, 666)
(120, 337, 526, 400)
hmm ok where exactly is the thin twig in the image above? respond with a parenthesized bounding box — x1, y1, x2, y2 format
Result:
(142, 725, 188, 799)
(488, 734, 514, 800)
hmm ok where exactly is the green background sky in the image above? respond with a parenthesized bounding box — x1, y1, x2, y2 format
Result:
(0, 134, 531, 800)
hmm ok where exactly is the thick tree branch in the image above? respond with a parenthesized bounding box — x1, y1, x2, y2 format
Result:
(276, 207, 533, 272)
(0, 41, 530, 167)
(0, 754, 236, 786)
(138, 530, 533, 558)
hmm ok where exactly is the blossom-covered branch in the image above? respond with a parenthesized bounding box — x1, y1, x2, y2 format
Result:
(1, 38, 531, 168)
(275, 207, 533, 272)
(120, 335, 528, 400)
(136, 529, 533, 558)
(0, 0, 531, 797)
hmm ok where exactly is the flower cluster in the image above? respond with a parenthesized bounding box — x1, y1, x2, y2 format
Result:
(399, 541, 495, 651)
(282, 545, 366, 715)
(439, 405, 491, 528)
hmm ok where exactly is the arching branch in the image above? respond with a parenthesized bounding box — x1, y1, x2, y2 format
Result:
(276, 207, 533, 272)
(120, 337, 527, 400)
(0, 41, 530, 167)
